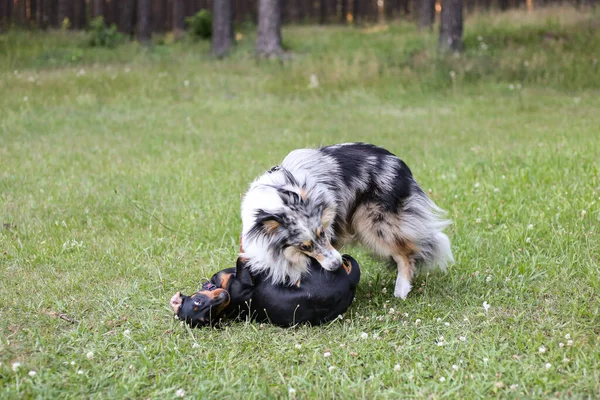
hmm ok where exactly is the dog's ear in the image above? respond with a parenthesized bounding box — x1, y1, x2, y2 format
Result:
(236, 257, 255, 287)
(278, 189, 302, 206)
(170, 292, 183, 315)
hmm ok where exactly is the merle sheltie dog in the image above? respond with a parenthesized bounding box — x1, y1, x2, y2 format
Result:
(240, 142, 453, 299)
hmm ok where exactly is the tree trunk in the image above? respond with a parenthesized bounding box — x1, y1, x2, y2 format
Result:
(352, 0, 359, 24)
(173, 0, 185, 38)
(212, 0, 232, 57)
(137, 0, 151, 43)
(384, 0, 394, 20)
(152, 0, 166, 31)
(256, 0, 283, 57)
(49, 0, 58, 27)
(340, 0, 348, 23)
(319, 0, 327, 24)
(439, 0, 463, 52)
(36, 0, 47, 27)
(119, 0, 135, 35)
(30, 0, 37, 23)
(72, 0, 85, 29)
(57, 0, 71, 27)
(466, 0, 476, 13)
(401, 0, 411, 16)
(418, 0, 435, 30)
(0, 0, 11, 23)
(92, 0, 103, 18)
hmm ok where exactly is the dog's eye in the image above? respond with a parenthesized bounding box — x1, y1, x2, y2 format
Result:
(316, 227, 325, 239)
(299, 243, 313, 252)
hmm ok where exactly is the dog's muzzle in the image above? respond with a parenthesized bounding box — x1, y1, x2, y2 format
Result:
(315, 245, 343, 271)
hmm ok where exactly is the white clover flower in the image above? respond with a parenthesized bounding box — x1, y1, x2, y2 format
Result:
(373, 333, 380, 340)
(23, 96, 29, 102)
(538, 346, 546, 353)
(474, 182, 480, 188)
(444, 322, 450, 327)
(526, 238, 531, 243)
(70, 361, 76, 366)
(415, 319, 421, 325)
(394, 364, 401, 371)
(459, 336, 466, 342)
(439, 376, 446, 382)
(436, 317, 442, 322)
(559, 342, 564, 348)
(381, 287, 387, 294)
(77, 370, 84, 375)
(176, 388, 186, 397)
(12, 362, 21, 372)
(295, 344, 302, 349)
(323, 351, 332, 357)
(565, 334, 571, 340)
(123, 329, 131, 337)
(328, 366, 336, 372)
(28, 370, 37, 377)
(483, 358, 489, 363)
(388, 308, 395, 315)
(483, 301, 490, 312)
(183, 80, 190, 87)
(288, 387, 296, 396)
(476, 218, 482, 223)
(509, 84, 515, 90)
(360, 332, 368, 339)
(567, 340, 573, 346)
(493, 187, 500, 193)
(545, 363, 552, 370)
(452, 364, 459, 371)
(510, 384, 519, 390)
(86, 351, 94, 360)
(486, 275, 492, 282)
(477, 35, 483, 41)
(527, 224, 534, 229)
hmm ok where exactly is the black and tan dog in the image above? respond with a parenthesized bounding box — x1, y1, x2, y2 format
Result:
(170, 254, 360, 327)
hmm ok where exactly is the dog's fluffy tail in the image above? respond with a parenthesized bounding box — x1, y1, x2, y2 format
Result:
(403, 189, 454, 272)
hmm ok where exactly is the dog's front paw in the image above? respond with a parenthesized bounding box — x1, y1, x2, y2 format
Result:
(393, 279, 412, 300)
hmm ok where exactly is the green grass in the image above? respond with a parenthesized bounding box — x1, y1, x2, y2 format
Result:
(1, 6, 599, 398)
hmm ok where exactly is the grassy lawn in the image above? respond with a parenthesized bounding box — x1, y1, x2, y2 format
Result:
(1, 6, 599, 398)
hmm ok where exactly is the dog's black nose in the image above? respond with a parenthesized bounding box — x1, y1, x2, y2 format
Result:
(333, 258, 343, 270)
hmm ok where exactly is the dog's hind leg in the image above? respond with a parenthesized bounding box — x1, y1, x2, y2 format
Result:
(392, 254, 414, 300)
